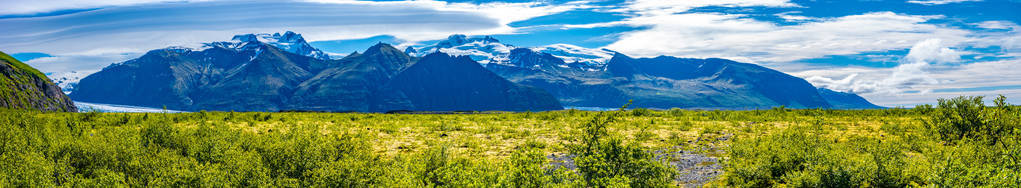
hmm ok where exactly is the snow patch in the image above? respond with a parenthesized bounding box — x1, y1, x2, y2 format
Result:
(409, 35, 613, 66)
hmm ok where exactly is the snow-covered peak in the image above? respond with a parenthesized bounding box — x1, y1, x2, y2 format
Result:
(207, 31, 329, 60)
(409, 35, 615, 66)
(434, 34, 501, 48)
(530, 44, 616, 65)
(414, 34, 512, 64)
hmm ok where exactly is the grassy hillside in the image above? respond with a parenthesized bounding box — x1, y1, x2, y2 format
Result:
(0, 97, 1017, 186)
(0, 51, 48, 80)
(0, 50, 76, 112)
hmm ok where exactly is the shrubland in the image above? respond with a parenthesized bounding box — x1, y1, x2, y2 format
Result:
(0, 96, 1016, 187)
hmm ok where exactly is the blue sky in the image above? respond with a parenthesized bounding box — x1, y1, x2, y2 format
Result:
(1, 0, 1019, 106)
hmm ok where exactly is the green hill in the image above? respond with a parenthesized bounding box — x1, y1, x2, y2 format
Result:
(0, 51, 76, 112)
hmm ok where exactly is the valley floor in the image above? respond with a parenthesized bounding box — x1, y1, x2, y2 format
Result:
(1, 101, 1018, 187)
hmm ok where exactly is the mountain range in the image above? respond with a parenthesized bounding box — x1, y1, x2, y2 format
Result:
(71, 32, 560, 112)
(69, 31, 881, 111)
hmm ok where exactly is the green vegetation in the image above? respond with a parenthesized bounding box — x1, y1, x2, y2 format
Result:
(723, 95, 1020, 187)
(0, 96, 1018, 187)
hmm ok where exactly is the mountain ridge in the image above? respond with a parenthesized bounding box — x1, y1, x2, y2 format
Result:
(71, 34, 563, 112)
(69, 31, 881, 111)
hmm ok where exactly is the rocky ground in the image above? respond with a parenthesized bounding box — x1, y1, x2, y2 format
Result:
(546, 133, 731, 187)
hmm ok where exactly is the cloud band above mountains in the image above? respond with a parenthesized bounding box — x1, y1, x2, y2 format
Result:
(1, 0, 1019, 106)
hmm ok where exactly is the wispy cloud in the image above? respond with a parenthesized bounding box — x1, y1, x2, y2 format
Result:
(906, 0, 982, 6)
(0, 0, 201, 16)
(3, 0, 1019, 106)
(1, 0, 586, 75)
(618, 0, 799, 15)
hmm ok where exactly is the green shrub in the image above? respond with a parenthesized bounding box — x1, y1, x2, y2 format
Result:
(723, 126, 919, 187)
(926, 95, 1017, 145)
(569, 101, 676, 187)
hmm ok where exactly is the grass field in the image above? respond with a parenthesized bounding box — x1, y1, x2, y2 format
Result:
(1, 97, 1018, 187)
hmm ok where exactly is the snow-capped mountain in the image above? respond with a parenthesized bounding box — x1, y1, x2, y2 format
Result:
(413, 34, 512, 64)
(529, 44, 615, 65)
(206, 31, 329, 60)
(410, 34, 614, 67)
(51, 32, 329, 94)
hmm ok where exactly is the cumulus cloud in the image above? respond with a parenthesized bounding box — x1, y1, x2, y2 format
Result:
(863, 59, 1021, 106)
(599, 12, 971, 63)
(796, 39, 1021, 106)
(799, 59, 1021, 106)
(905, 39, 961, 64)
(802, 39, 957, 94)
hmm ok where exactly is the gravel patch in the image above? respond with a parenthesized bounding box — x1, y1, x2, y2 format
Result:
(669, 150, 722, 187)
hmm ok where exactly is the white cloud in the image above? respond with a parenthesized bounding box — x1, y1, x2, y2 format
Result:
(620, 0, 798, 15)
(24, 50, 142, 74)
(975, 21, 1018, 30)
(906, 0, 982, 6)
(863, 88, 1021, 107)
(0, 0, 201, 15)
(601, 12, 972, 63)
(304, 0, 587, 36)
(798, 61, 1021, 107)
(795, 40, 1021, 106)
(800, 39, 957, 94)
(905, 38, 961, 64)
(775, 11, 817, 22)
(0, 0, 585, 75)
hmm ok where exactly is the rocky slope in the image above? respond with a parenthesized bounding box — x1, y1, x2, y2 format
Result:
(288, 43, 416, 112)
(0, 51, 77, 112)
(376, 53, 563, 112)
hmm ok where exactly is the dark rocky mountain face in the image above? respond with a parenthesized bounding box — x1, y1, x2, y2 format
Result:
(377, 53, 563, 112)
(490, 48, 849, 109)
(71, 42, 330, 111)
(604, 54, 833, 108)
(0, 51, 77, 112)
(192, 45, 328, 111)
(71, 49, 206, 110)
(817, 88, 884, 109)
(288, 43, 416, 112)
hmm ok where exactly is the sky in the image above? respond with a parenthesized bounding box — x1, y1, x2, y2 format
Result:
(1, 0, 1019, 107)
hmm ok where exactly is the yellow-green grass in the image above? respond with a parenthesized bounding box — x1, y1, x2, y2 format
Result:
(33, 109, 922, 159)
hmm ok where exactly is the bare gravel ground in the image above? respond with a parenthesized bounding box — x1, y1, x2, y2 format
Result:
(545, 133, 731, 187)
